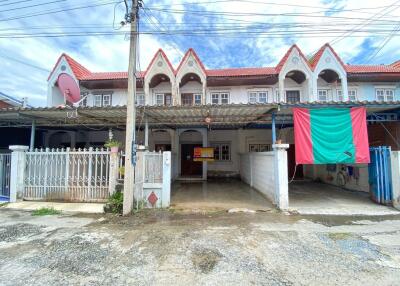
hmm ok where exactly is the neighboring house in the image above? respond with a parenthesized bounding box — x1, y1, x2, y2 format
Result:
(0, 92, 31, 108)
(36, 44, 400, 179)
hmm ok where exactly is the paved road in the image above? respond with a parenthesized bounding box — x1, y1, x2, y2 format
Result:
(0, 209, 400, 285)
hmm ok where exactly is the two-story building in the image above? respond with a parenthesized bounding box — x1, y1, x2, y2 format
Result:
(44, 43, 400, 182)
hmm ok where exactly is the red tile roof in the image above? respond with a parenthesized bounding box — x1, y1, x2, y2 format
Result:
(206, 67, 276, 77)
(345, 65, 400, 73)
(49, 46, 400, 82)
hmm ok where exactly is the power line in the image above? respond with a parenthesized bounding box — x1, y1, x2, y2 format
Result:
(0, 0, 66, 13)
(0, 53, 50, 72)
(0, 1, 120, 22)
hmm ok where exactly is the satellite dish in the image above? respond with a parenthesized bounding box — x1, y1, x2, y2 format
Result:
(57, 73, 80, 104)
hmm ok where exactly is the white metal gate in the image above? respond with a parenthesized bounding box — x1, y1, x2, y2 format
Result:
(0, 154, 11, 201)
(24, 148, 111, 202)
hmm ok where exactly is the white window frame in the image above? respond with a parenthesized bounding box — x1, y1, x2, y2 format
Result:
(220, 93, 229, 104)
(194, 94, 202, 105)
(155, 93, 164, 105)
(318, 89, 328, 102)
(94, 94, 102, 107)
(376, 88, 395, 102)
(211, 142, 231, 161)
(348, 89, 357, 101)
(136, 93, 145, 106)
(248, 91, 268, 103)
(249, 92, 257, 103)
(102, 94, 111, 107)
(336, 89, 343, 101)
(211, 92, 230, 104)
(79, 92, 88, 107)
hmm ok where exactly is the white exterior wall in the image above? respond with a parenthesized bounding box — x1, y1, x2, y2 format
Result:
(303, 163, 370, 192)
(240, 152, 275, 202)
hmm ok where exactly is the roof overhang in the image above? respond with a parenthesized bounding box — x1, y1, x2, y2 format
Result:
(0, 102, 399, 129)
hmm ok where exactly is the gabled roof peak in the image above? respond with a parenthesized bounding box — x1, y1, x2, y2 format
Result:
(48, 53, 91, 81)
(275, 44, 310, 73)
(309, 43, 346, 71)
(144, 48, 175, 77)
(176, 48, 207, 75)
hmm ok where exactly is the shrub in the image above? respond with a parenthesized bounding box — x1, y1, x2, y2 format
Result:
(104, 190, 123, 214)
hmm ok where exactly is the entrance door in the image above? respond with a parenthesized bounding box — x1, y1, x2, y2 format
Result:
(288, 144, 303, 179)
(181, 144, 202, 176)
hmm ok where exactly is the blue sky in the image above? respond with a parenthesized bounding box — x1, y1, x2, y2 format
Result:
(0, 0, 399, 106)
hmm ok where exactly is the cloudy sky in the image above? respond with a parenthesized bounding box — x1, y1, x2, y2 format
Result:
(0, 0, 399, 106)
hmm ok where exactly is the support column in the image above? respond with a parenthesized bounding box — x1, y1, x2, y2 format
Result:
(162, 151, 171, 207)
(29, 120, 36, 151)
(9, 145, 29, 202)
(108, 148, 120, 195)
(341, 76, 349, 102)
(278, 77, 285, 102)
(144, 118, 149, 149)
(202, 82, 207, 104)
(272, 112, 277, 145)
(202, 129, 208, 180)
(312, 75, 318, 102)
(391, 151, 400, 210)
(272, 143, 289, 210)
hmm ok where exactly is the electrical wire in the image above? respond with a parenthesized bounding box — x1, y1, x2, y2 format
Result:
(0, 0, 66, 13)
(0, 1, 120, 22)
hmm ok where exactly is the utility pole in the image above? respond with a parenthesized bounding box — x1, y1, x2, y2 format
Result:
(123, 0, 139, 215)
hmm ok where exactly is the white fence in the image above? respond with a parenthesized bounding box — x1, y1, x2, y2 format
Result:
(240, 152, 276, 203)
(0, 154, 11, 199)
(24, 148, 112, 202)
(240, 145, 289, 210)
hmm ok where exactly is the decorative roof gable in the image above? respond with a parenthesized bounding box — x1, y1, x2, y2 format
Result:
(144, 49, 175, 77)
(275, 44, 311, 73)
(309, 43, 346, 71)
(47, 53, 91, 81)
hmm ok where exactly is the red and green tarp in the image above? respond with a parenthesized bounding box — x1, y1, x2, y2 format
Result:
(293, 107, 370, 164)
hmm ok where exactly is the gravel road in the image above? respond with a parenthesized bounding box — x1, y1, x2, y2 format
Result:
(0, 209, 400, 285)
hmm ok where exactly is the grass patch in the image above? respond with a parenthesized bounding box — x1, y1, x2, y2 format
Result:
(32, 207, 62, 216)
(0, 202, 8, 207)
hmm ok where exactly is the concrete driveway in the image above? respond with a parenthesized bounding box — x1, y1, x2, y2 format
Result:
(289, 181, 400, 216)
(1, 208, 400, 285)
(171, 179, 274, 211)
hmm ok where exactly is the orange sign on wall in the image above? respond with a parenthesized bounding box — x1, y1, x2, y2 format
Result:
(193, 147, 214, 162)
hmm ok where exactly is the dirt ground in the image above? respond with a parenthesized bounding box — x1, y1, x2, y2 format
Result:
(1, 209, 400, 286)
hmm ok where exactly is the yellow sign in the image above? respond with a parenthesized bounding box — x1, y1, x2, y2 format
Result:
(193, 147, 214, 162)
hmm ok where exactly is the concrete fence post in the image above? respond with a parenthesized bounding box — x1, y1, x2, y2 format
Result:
(273, 144, 289, 210)
(9, 145, 29, 202)
(123, 147, 145, 215)
(108, 149, 120, 195)
(391, 151, 400, 210)
(249, 153, 253, 187)
(162, 151, 171, 208)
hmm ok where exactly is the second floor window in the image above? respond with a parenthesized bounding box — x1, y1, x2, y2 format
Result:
(336, 89, 357, 101)
(79, 92, 88, 107)
(286, 90, 300, 103)
(211, 92, 229, 104)
(136, 93, 145, 106)
(93, 93, 112, 107)
(318, 89, 328, 102)
(249, 91, 268, 103)
(376, 89, 394, 102)
(155, 93, 172, 106)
